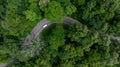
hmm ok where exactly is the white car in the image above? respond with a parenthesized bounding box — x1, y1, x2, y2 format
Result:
(42, 24, 48, 28)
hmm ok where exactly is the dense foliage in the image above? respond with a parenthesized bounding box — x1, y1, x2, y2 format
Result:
(0, 0, 120, 67)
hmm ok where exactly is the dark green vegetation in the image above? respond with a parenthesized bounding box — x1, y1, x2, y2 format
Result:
(0, 0, 120, 67)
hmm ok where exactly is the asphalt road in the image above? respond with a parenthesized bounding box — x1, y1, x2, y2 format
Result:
(21, 19, 52, 49)
(21, 16, 78, 49)
(110, 36, 120, 43)
(0, 16, 79, 67)
(0, 16, 120, 67)
(0, 57, 17, 67)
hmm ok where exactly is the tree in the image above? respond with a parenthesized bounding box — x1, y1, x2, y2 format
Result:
(23, 10, 40, 22)
(17, 40, 45, 61)
(41, 1, 64, 22)
(0, 0, 6, 20)
(67, 23, 99, 50)
(41, 24, 66, 50)
(1, 0, 120, 66)
(39, 0, 50, 9)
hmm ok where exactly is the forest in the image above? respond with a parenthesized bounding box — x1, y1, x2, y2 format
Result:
(0, 0, 120, 67)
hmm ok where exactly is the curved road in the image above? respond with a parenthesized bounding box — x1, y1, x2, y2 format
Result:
(1, 16, 120, 67)
(0, 16, 79, 67)
(21, 16, 79, 49)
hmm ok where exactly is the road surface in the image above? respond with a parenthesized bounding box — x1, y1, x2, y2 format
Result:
(21, 16, 78, 49)
(0, 16, 79, 67)
(1, 16, 119, 67)
(21, 19, 52, 49)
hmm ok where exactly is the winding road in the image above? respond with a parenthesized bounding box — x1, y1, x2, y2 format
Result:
(21, 16, 78, 49)
(0, 16, 79, 67)
(1, 16, 120, 67)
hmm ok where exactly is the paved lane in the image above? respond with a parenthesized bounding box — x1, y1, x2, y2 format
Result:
(21, 19, 52, 49)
